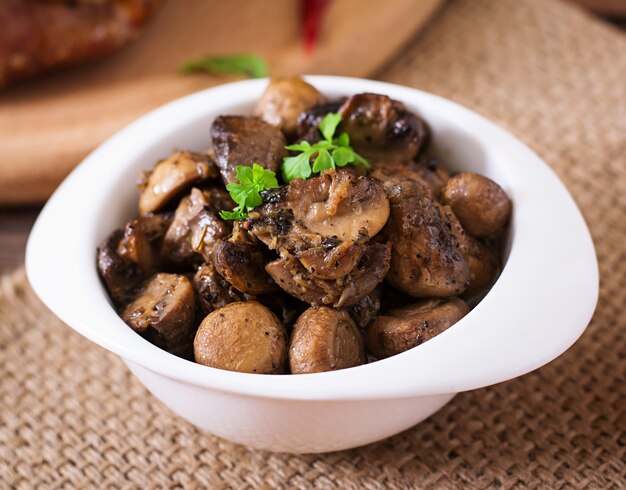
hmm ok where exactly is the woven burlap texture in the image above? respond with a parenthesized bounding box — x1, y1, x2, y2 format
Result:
(1, 0, 625, 488)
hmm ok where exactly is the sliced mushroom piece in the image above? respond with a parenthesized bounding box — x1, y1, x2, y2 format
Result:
(296, 240, 367, 280)
(338, 93, 429, 162)
(348, 287, 382, 329)
(162, 188, 231, 266)
(121, 273, 196, 356)
(255, 77, 326, 137)
(248, 170, 389, 253)
(212, 239, 277, 295)
(382, 176, 469, 297)
(265, 241, 390, 308)
(366, 298, 469, 358)
(289, 307, 365, 374)
(117, 213, 172, 276)
(462, 237, 501, 303)
(210, 115, 287, 184)
(441, 172, 512, 238)
(194, 302, 287, 374)
(97, 229, 143, 306)
(138, 151, 218, 215)
(192, 262, 249, 316)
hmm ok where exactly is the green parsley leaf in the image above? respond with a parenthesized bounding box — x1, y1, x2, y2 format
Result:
(332, 147, 355, 167)
(281, 112, 369, 182)
(285, 141, 312, 152)
(181, 54, 268, 79)
(220, 208, 247, 221)
(282, 152, 313, 182)
(220, 163, 278, 220)
(319, 113, 342, 142)
(312, 148, 334, 173)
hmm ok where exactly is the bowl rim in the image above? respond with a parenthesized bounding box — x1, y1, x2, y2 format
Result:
(26, 76, 599, 401)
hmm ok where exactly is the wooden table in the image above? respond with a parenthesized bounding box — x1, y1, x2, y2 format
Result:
(0, 207, 40, 274)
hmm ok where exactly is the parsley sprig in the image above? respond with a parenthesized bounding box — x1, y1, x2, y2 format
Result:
(219, 164, 278, 220)
(181, 54, 268, 79)
(282, 112, 369, 183)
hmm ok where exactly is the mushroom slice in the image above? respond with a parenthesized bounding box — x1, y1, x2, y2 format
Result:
(382, 176, 469, 297)
(338, 93, 429, 162)
(162, 188, 231, 266)
(265, 241, 390, 308)
(117, 213, 172, 276)
(366, 298, 469, 358)
(287, 170, 389, 242)
(121, 273, 196, 356)
(296, 240, 367, 280)
(255, 77, 326, 137)
(192, 262, 249, 316)
(212, 239, 277, 295)
(194, 302, 287, 374)
(289, 307, 365, 374)
(97, 229, 143, 306)
(138, 151, 218, 215)
(210, 115, 287, 184)
(248, 170, 389, 252)
(441, 172, 512, 238)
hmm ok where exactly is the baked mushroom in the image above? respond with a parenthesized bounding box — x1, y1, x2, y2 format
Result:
(98, 228, 148, 307)
(212, 239, 277, 295)
(338, 93, 429, 162)
(376, 173, 469, 297)
(210, 115, 287, 184)
(194, 302, 286, 374)
(366, 297, 469, 358)
(255, 77, 326, 137)
(441, 172, 512, 237)
(117, 213, 172, 276)
(162, 187, 231, 266)
(138, 151, 218, 215)
(248, 170, 389, 254)
(192, 262, 249, 315)
(121, 273, 196, 356)
(265, 241, 390, 308)
(289, 307, 365, 374)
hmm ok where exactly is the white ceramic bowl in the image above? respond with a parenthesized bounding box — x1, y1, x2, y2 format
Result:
(26, 76, 598, 454)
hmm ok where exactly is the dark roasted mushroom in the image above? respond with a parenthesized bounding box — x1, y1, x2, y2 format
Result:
(338, 93, 429, 162)
(192, 262, 249, 316)
(138, 151, 219, 215)
(117, 213, 172, 276)
(366, 297, 469, 358)
(213, 239, 277, 295)
(289, 307, 365, 374)
(121, 273, 196, 357)
(373, 172, 469, 297)
(210, 115, 287, 184)
(255, 77, 326, 137)
(265, 241, 390, 308)
(162, 188, 231, 266)
(441, 172, 512, 238)
(98, 229, 143, 306)
(194, 302, 287, 374)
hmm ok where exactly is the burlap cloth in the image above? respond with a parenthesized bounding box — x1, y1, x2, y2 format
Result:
(1, 0, 625, 487)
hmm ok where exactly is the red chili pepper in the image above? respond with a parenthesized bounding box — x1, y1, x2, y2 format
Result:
(302, 0, 331, 56)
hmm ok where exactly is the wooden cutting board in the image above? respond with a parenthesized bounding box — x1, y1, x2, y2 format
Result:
(0, 0, 443, 205)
